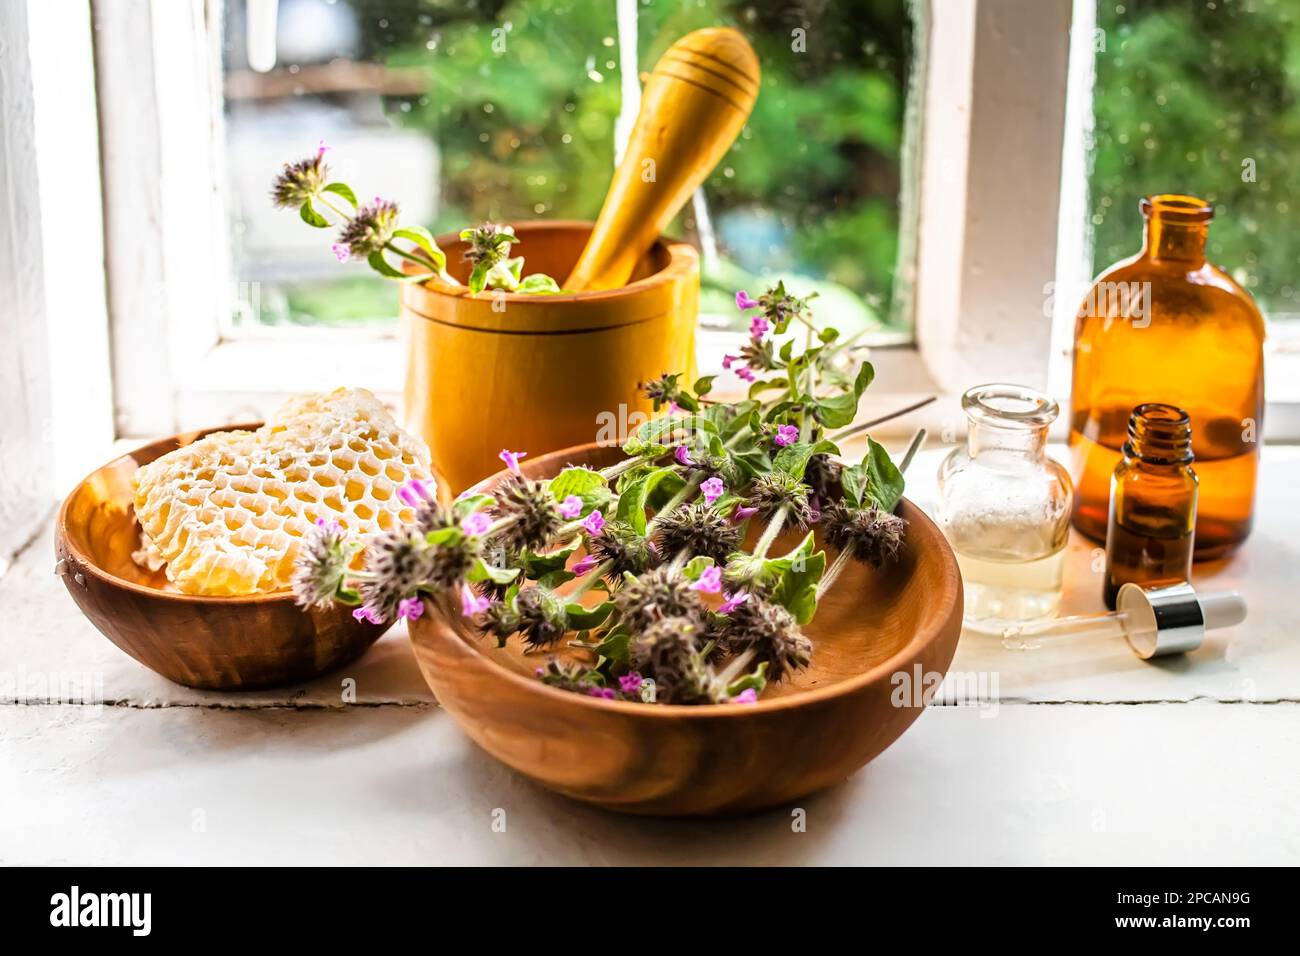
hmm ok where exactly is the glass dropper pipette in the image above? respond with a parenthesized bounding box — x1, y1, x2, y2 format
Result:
(999, 581, 1246, 660)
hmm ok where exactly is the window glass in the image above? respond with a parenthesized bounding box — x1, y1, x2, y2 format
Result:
(223, 0, 917, 337)
(1090, 0, 1299, 320)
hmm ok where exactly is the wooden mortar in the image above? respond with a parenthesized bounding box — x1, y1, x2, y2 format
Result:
(401, 221, 698, 493)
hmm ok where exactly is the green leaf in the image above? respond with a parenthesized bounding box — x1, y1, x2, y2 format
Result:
(425, 526, 464, 547)
(538, 569, 575, 589)
(770, 547, 827, 625)
(682, 556, 716, 581)
(468, 261, 489, 294)
(392, 225, 446, 272)
(299, 199, 330, 228)
(633, 414, 715, 447)
(518, 540, 580, 578)
(620, 438, 669, 458)
(518, 273, 561, 294)
(467, 558, 520, 586)
(566, 601, 614, 629)
(367, 249, 409, 279)
(812, 361, 875, 428)
(452, 493, 495, 517)
(862, 437, 905, 512)
(595, 627, 630, 665)
(693, 375, 716, 396)
(549, 466, 607, 500)
(615, 465, 678, 535)
(322, 182, 357, 207)
(772, 439, 839, 480)
(726, 661, 769, 697)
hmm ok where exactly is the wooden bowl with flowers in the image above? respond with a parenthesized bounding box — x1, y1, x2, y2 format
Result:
(297, 284, 963, 815)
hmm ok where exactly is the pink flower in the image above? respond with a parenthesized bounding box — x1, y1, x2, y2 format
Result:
(331, 243, 350, 262)
(397, 596, 424, 622)
(722, 354, 738, 370)
(618, 672, 644, 695)
(735, 366, 756, 383)
(735, 290, 760, 311)
(499, 449, 528, 474)
(461, 512, 491, 536)
(352, 605, 384, 625)
(691, 566, 722, 594)
(668, 400, 683, 415)
(572, 554, 599, 576)
(700, 477, 725, 505)
(317, 139, 331, 156)
(397, 478, 434, 508)
(731, 688, 759, 704)
(674, 445, 694, 467)
(586, 686, 617, 700)
(731, 505, 758, 525)
(459, 583, 491, 617)
(581, 510, 605, 535)
(719, 591, 750, 614)
(774, 424, 799, 447)
(749, 314, 770, 339)
(558, 494, 584, 519)
(315, 516, 341, 533)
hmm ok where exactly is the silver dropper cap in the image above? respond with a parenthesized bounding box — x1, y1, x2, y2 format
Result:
(1116, 581, 1248, 660)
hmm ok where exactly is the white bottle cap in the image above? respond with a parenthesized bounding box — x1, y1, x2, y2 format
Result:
(1116, 582, 1247, 660)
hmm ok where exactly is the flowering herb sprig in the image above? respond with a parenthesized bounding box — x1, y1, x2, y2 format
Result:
(292, 282, 920, 705)
(272, 145, 560, 294)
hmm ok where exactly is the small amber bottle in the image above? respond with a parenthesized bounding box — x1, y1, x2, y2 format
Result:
(1103, 404, 1198, 609)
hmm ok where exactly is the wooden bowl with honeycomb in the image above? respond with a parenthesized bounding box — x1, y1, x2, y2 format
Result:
(55, 425, 392, 691)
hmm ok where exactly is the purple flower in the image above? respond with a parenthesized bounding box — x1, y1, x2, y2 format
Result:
(315, 516, 341, 533)
(731, 688, 759, 704)
(774, 424, 799, 447)
(572, 554, 599, 576)
(459, 583, 491, 617)
(731, 504, 758, 525)
(586, 686, 617, 700)
(317, 139, 331, 156)
(735, 290, 760, 311)
(461, 512, 491, 536)
(719, 590, 750, 614)
(722, 354, 738, 370)
(735, 365, 756, 383)
(674, 445, 694, 467)
(691, 565, 722, 594)
(618, 672, 644, 695)
(396, 477, 434, 508)
(700, 477, 725, 505)
(668, 400, 683, 415)
(558, 494, 584, 519)
(397, 596, 424, 622)
(331, 243, 350, 262)
(352, 605, 385, 625)
(499, 449, 528, 474)
(749, 314, 770, 339)
(581, 510, 605, 535)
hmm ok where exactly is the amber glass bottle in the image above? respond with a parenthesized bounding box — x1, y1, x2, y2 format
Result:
(1103, 404, 1197, 609)
(1069, 195, 1263, 560)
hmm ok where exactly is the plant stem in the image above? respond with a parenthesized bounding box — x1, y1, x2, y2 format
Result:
(646, 473, 704, 534)
(829, 395, 937, 443)
(752, 506, 787, 560)
(899, 428, 927, 475)
(598, 456, 646, 481)
(816, 549, 853, 600)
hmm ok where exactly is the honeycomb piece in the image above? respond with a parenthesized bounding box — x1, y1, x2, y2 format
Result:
(132, 388, 433, 596)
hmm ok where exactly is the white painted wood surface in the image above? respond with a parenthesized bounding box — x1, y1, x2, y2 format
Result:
(1, 443, 1296, 864)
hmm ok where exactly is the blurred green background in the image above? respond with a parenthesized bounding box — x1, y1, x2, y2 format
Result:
(1091, 0, 1300, 317)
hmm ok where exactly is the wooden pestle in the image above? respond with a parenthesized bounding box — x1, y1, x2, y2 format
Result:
(564, 27, 759, 292)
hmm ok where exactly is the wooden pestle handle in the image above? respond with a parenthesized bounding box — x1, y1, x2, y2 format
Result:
(564, 28, 759, 292)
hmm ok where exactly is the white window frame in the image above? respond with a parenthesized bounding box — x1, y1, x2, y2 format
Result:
(85, 0, 1300, 443)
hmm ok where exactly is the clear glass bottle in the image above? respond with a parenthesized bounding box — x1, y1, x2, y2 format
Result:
(1069, 194, 1263, 560)
(937, 384, 1074, 631)
(1103, 404, 1198, 609)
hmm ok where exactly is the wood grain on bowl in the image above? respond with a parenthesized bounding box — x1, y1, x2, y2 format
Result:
(55, 426, 390, 691)
(408, 443, 963, 816)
